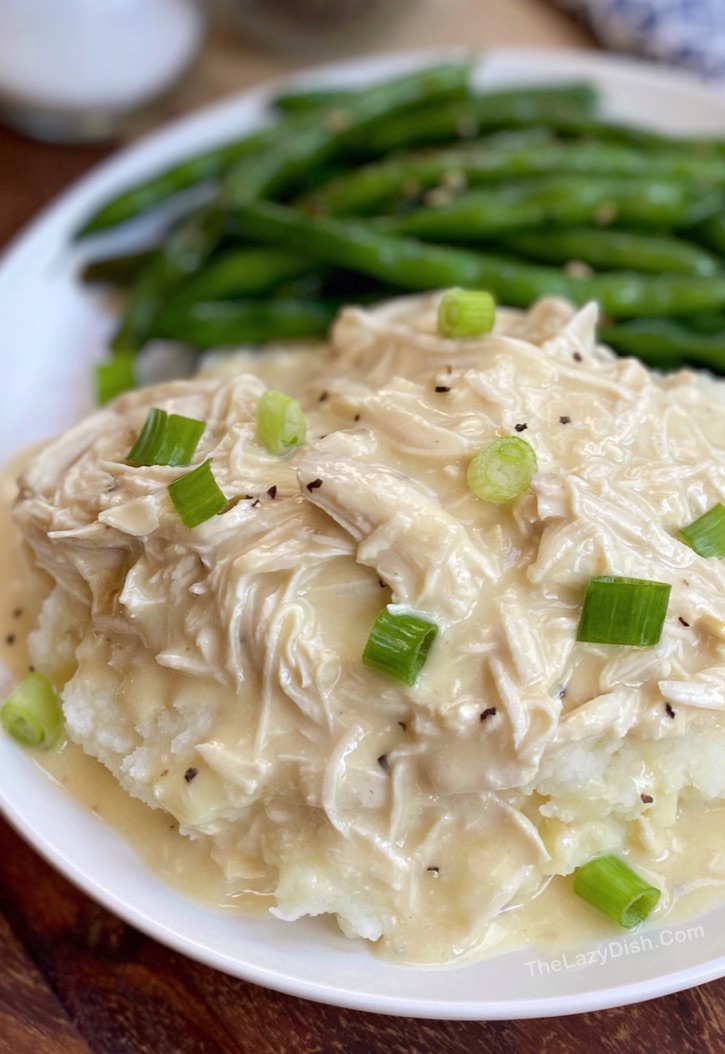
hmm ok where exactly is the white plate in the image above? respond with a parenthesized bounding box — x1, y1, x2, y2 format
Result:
(3, 48, 725, 1020)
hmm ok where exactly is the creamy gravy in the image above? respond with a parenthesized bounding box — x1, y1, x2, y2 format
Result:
(1, 449, 272, 915)
(0, 448, 41, 683)
(4, 450, 725, 964)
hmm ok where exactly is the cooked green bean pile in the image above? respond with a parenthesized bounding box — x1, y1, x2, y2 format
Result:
(77, 61, 725, 376)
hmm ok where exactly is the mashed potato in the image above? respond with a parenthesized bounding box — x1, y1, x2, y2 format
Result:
(14, 292, 725, 964)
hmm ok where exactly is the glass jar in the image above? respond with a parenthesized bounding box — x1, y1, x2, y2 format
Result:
(0, 0, 204, 142)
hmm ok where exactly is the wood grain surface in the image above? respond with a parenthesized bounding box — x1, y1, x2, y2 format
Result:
(4, 2, 725, 1051)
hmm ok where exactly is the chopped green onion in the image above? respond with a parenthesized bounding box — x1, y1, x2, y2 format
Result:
(573, 855, 660, 929)
(680, 503, 725, 558)
(437, 288, 496, 339)
(255, 389, 307, 456)
(96, 353, 136, 405)
(362, 608, 438, 686)
(168, 458, 227, 528)
(577, 576, 671, 646)
(1, 672, 63, 749)
(467, 435, 537, 504)
(126, 407, 205, 467)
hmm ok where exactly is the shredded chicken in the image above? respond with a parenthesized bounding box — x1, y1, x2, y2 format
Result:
(14, 292, 725, 964)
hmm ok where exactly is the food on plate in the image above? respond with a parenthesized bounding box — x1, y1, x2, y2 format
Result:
(9, 289, 725, 963)
(75, 62, 725, 383)
(0, 672, 63, 749)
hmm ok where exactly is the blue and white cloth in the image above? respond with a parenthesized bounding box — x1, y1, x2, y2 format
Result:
(551, 0, 725, 79)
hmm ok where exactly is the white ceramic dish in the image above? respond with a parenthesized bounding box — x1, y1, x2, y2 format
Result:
(3, 49, 725, 1020)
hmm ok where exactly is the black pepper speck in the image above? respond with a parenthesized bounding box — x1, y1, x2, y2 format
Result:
(184, 767, 198, 783)
(640, 793, 654, 804)
(306, 478, 323, 492)
(514, 423, 527, 432)
(434, 385, 451, 393)
(480, 707, 497, 721)
(559, 415, 571, 425)
(665, 703, 676, 719)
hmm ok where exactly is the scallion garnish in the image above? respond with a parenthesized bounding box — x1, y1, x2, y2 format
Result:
(680, 503, 725, 558)
(573, 855, 660, 929)
(168, 458, 227, 528)
(255, 389, 307, 456)
(362, 608, 438, 686)
(96, 353, 136, 405)
(467, 435, 537, 504)
(577, 576, 671, 646)
(437, 288, 496, 339)
(1, 672, 63, 749)
(127, 407, 205, 467)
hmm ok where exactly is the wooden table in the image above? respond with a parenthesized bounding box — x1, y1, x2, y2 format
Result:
(2, 2, 725, 1050)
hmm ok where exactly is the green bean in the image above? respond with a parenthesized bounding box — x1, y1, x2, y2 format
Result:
(299, 130, 553, 216)
(220, 62, 473, 205)
(364, 94, 725, 158)
(498, 228, 721, 276)
(228, 201, 491, 290)
(600, 319, 725, 371)
(170, 248, 317, 304)
(375, 178, 724, 241)
(229, 200, 725, 318)
(112, 62, 474, 353)
(693, 213, 725, 255)
(302, 132, 725, 218)
(360, 84, 599, 153)
(78, 62, 471, 238)
(272, 87, 359, 113)
(555, 116, 725, 156)
(274, 79, 593, 118)
(151, 299, 337, 349)
(685, 312, 725, 334)
(590, 271, 725, 318)
(274, 74, 539, 116)
(111, 206, 224, 354)
(81, 249, 157, 286)
(76, 135, 269, 237)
